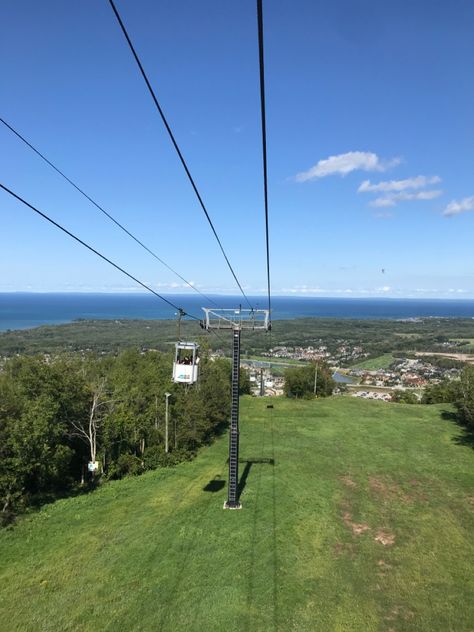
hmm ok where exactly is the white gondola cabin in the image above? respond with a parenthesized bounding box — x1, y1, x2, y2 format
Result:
(172, 342, 200, 384)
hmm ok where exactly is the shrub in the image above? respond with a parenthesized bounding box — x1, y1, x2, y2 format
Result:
(108, 454, 144, 479)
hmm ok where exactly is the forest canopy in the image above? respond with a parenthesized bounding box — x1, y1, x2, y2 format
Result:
(0, 349, 244, 524)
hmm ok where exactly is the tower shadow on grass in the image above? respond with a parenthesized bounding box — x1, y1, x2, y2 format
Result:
(237, 458, 275, 501)
(203, 460, 275, 498)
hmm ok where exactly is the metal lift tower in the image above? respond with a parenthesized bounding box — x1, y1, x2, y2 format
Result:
(202, 308, 270, 509)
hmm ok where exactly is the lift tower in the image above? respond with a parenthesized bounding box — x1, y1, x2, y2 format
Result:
(202, 308, 270, 509)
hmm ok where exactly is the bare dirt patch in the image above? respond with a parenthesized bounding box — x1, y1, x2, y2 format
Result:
(340, 475, 357, 489)
(368, 475, 426, 504)
(369, 476, 392, 498)
(374, 530, 395, 546)
(342, 511, 370, 536)
(369, 476, 409, 502)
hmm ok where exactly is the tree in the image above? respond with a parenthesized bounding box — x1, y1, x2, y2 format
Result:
(100, 349, 171, 474)
(70, 379, 112, 476)
(391, 390, 418, 404)
(0, 357, 89, 520)
(454, 365, 474, 427)
(421, 379, 460, 404)
(0, 347, 232, 521)
(239, 366, 252, 395)
(284, 361, 334, 399)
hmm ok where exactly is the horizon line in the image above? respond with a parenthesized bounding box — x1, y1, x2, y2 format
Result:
(1, 290, 474, 301)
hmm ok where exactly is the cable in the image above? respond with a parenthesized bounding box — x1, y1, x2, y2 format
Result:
(0, 116, 218, 308)
(256, 0, 272, 324)
(0, 182, 201, 320)
(107, 0, 253, 310)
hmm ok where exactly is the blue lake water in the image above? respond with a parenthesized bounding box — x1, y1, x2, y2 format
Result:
(1, 293, 474, 332)
(332, 371, 354, 384)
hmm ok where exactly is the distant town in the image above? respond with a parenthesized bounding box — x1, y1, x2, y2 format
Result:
(235, 341, 471, 401)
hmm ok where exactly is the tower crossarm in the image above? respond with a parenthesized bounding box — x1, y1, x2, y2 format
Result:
(201, 308, 270, 331)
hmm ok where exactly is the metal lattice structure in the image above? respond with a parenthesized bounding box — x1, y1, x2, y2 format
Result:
(202, 308, 270, 509)
(202, 308, 270, 332)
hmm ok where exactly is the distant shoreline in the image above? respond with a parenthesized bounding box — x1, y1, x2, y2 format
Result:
(1, 292, 474, 333)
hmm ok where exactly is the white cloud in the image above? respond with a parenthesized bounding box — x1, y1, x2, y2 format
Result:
(443, 196, 474, 217)
(294, 151, 400, 182)
(279, 286, 394, 296)
(282, 285, 325, 294)
(414, 288, 440, 293)
(373, 211, 393, 219)
(371, 197, 396, 208)
(370, 189, 442, 207)
(407, 190, 443, 200)
(358, 175, 441, 193)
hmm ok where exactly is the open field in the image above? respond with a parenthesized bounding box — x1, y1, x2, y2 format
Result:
(346, 384, 397, 394)
(245, 354, 305, 366)
(1, 397, 473, 631)
(351, 353, 394, 370)
(415, 351, 474, 364)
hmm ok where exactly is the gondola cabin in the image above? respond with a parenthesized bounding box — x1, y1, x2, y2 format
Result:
(173, 342, 200, 384)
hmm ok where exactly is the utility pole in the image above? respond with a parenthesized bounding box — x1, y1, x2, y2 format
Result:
(260, 368, 265, 397)
(314, 362, 318, 396)
(202, 308, 270, 509)
(165, 392, 171, 453)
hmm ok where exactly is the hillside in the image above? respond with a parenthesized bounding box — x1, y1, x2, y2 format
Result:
(0, 397, 473, 631)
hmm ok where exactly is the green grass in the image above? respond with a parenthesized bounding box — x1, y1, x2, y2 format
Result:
(1, 397, 473, 631)
(352, 353, 394, 370)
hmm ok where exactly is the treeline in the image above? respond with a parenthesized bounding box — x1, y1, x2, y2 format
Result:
(421, 365, 474, 422)
(0, 349, 244, 524)
(0, 319, 192, 357)
(392, 366, 474, 426)
(2, 317, 474, 358)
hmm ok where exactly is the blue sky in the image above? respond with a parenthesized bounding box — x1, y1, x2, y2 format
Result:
(1, 0, 474, 298)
